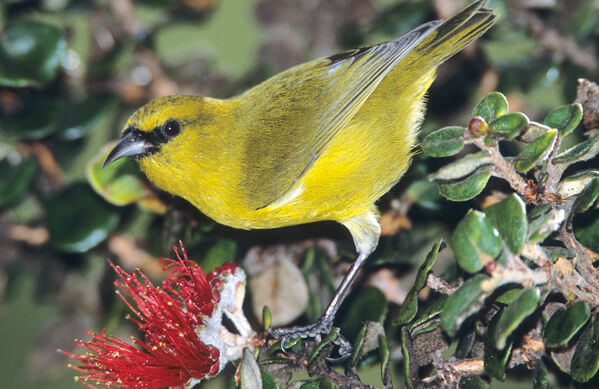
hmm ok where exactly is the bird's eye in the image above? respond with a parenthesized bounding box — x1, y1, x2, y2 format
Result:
(164, 120, 180, 137)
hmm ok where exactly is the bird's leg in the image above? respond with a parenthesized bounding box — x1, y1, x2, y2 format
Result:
(270, 251, 370, 357)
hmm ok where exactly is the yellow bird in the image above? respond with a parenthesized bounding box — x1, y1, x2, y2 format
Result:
(105, 1, 496, 348)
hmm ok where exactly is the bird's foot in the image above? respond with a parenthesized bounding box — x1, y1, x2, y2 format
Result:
(270, 318, 352, 361)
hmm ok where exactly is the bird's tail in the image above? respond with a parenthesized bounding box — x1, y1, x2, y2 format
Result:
(404, 0, 497, 71)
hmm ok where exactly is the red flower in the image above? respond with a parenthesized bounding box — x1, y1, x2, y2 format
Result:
(62, 242, 249, 389)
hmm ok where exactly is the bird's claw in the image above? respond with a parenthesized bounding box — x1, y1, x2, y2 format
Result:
(270, 319, 352, 361)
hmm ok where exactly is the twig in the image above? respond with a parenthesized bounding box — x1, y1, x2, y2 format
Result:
(426, 273, 460, 295)
(467, 136, 539, 204)
(507, 333, 545, 369)
(422, 359, 484, 385)
(514, 8, 598, 73)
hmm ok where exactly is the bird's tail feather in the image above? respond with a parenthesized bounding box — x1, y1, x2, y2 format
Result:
(406, 0, 497, 71)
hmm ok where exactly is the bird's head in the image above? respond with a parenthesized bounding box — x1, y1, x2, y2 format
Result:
(104, 95, 207, 170)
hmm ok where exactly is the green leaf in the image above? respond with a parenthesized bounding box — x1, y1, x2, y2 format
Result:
(484, 310, 513, 381)
(519, 122, 552, 143)
(527, 206, 563, 243)
(572, 178, 599, 213)
(494, 288, 540, 349)
(393, 239, 443, 326)
(262, 305, 272, 332)
(379, 335, 390, 384)
(350, 323, 368, 366)
(299, 382, 320, 389)
(459, 376, 485, 389)
(429, 151, 493, 181)
(576, 216, 599, 253)
(202, 239, 237, 270)
(473, 92, 509, 122)
(455, 328, 476, 359)
(342, 287, 387, 339)
(515, 129, 558, 173)
(153, 0, 262, 77)
(0, 156, 36, 208)
(60, 95, 118, 140)
(409, 295, 447, 332)
(495, 287, 523, 305)
(410, 320, 440, 337)
(553, 134, 599, 165)
(544, 301, 590, 348)
(484, 194, 527, 255)
(260, 369, 278, 389)
(240, 348, 262, 389)
(571, 313, 599, 382)
(1, 95, 61, 140)
(0, 20, 66, 87)
(543, 103, 583, 136)
(451, 210, 501, 273)
(558, 171, 599, 199)
(437, 168, 491, 202)
(87, 143, 166, 214)
(46, 182, 119, 253)
(441, 274, 489, 336)
(421, 126, 465, 157)
(349, 321, 384, 367)
(400, 327, 413, 389)
(488, 112, 529, 139)
(533, 359, 548, 389)
(405, 179, 442, 210)
(308, 327, 339, 366)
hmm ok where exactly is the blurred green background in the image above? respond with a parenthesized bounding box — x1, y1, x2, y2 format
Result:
(0, 0, 598, 388)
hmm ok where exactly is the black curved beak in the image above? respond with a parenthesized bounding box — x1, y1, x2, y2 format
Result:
(103, 130, 149, 169)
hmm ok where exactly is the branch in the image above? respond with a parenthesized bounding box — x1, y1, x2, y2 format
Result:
(466, 136, 539, 204)
(427, 273, 460, 295)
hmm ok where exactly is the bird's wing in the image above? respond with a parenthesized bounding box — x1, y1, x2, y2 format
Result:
(239, 21, 440, 209)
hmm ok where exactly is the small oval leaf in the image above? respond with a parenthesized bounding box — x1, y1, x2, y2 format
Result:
(473, 92, 509, 122)
(533, 359, 548, 389)
(494, 288, 540, 349)
(429, 151, 493, 181)
(544, 301, 591, 348)
(240, 348, 262, 389)
(0, 20, 67, 87)
(519, 122, 552, 143)
(261, 369, 278, 389)
(393, 240, 443, 326)
(528, 206, 565, 243)
(379, 334, 390, 383)
(438, 168, 491, 202)
(488, 112, 530, 139)
(485, 310, 513, 381)
(46, 182, 119, 253)
(87, 143, 166, 213)
(495, 287, 523, 305)
(572, 178, 599, 213)
(543, 103, 583, 136)
(441, 274, 489, 336)
(571, 313, 599, 383)
(342, 287, 387, 339)
(553, 134, 599, 165)
(484, 194, 527, 255)
(0, 156, 37, 208)
(452, 210, 501, 273)
(558, 171, 599, 199)
(409, 295, 447, 332)
(515, 129, 558, 173)
(421, 126, 466, 157)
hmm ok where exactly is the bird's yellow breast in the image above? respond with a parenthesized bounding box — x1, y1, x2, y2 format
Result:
(138, 69, 434, 231)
